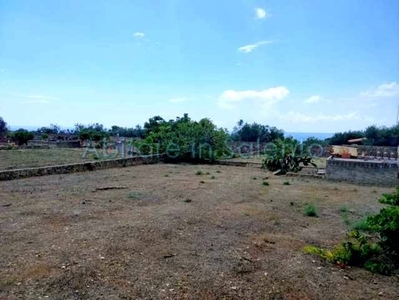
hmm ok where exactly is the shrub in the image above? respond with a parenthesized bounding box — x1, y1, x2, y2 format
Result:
(252, 177, 257, 180)
(304, 204, 318, 217)
(200, 180, 205, 184)
(261, 139, 317, 175)
(262, 181, 269, 186)
(216, 170, 221, 173)
(210, 176, 216, 179)
(195, 170, 203, 176)
(351, 218, 370, 231)
(380, 187, 399, 206)
(305, 188, 399, 275)
(283, 181, 290, 185)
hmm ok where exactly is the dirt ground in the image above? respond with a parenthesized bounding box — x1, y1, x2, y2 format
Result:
(0, 164, 398, 299)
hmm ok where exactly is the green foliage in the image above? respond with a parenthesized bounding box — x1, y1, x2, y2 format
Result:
(351, 218, 370, 231)
(216, 170, 221, 173)
(364, 125, 399, 147)
(304, 204, 318, 217)
(195, 170, 203, 176)
(0, 117, 8, 136)
(134, 114, 230, 162)
(283, 181, 291, 185)
(262, 181, 269, 186)
(37, 124, 61, 135)
(302, 136, 328, 157)
(109, 124, 144, 138)
(10, 129, 35, 145)
(327, 125, 399, 146)
(74, 123, 110, 142)
(262, 139, 317, 175)
(305, 188, 399, 275)
(200, 180, 205, 184)
(231, 120, 284, 143)
(327, 130, 364, 145)
(380, 187, 399, 206)
(210, 176, 216, 179)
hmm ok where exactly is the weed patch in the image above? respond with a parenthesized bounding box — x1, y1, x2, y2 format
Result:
(304, 204, 318, 217)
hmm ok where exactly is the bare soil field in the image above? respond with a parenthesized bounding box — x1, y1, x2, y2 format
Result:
(0, 164, 398, 299)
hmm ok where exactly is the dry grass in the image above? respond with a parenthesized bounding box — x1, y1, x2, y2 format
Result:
(0, 163, 397, 299)
(0, 148, 95, 170)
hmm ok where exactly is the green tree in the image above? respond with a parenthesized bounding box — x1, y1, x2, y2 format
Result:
(11, 129, 35, 145)
(0, 117, 8, 137)
(327, 130, 364, 145)
(231, 120, 284, 143)
(135, 114, 230, 161)
(74, 123, 109, 142)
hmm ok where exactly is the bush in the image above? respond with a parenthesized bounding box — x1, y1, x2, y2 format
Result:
(283, 181, 291, 185)
(305, 188, 399, 275)
(10, 129, 34, 146)
(262, 139, 317, 175)
(262, 181, 269, 186)
(304, 204, 318, 217)
(195, 170, 203, 176)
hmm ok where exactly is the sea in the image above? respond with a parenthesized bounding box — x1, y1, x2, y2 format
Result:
(285, 132, 334, 142)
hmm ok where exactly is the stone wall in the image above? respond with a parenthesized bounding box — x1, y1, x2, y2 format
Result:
(28, 140, 81, 148)
(326, 158, 399, 187)
(0, 155, 163, 181)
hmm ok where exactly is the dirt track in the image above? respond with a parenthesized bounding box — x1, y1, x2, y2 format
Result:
(1, 163, 398, 299)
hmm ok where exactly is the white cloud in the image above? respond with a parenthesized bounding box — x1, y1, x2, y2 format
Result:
(305, 95, 321, 104)
(360, 82, 399, 98)
(280, 111, 359, 123)
(133, 32, 145, 38)
(255, 8, 267, 19)
(237, 40, 273, 53)
(169, 97, 188, 103)
(218, 86, 289, 109)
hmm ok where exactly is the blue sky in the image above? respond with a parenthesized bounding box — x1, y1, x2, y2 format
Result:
(0, 0, 398, 133)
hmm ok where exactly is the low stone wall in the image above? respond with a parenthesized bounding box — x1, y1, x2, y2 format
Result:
(326, 158, 399, 187)
(27, 140, 81, 149)
(0, 155, 163, 181)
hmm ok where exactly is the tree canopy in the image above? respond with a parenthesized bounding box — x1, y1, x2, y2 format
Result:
(0, 117, 7, 136)
(9, 129, 35, 145)
(135, 114, 230, 161)
(231, 120, 284, 143)
(327, 125, 399, 146)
